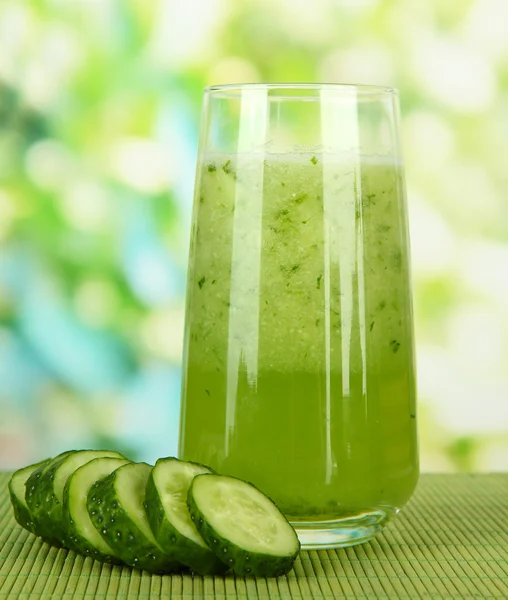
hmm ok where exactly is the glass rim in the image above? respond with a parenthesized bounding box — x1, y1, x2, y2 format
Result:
(205, 82, 398, 97)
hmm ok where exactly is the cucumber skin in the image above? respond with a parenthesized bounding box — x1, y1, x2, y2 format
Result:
(30, 456, 82, 552)
(145, 469, 228, 576)
(24, 459, 66, 548)
(86, 472, 181, 574)
(187, 478, 300, 578)
(62, 470, 124, 565)
(25, 450, 123, 553)
(8, 460, 50, 535)
(9, 490, 33, 535)
(45, 451, 126, 553)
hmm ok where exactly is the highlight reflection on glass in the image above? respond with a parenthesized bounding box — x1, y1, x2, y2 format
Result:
(179, 84, 419, 549)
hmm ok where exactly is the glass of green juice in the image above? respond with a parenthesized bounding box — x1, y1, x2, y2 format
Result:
(179, 83, 418, 549)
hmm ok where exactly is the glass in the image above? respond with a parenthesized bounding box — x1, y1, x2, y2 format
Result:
(179, 83, 418, 549)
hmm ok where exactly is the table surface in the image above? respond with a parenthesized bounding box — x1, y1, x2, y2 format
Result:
(0, 472, 507, 600)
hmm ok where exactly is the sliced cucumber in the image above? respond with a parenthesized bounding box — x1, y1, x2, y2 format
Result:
(145, 457, 228, 575)
(187, 474, 300, 577)
(25, 450, 75, 546)
(9, 459, 50, 534)
(87, 462, 182, 574)
(26, 449, 125, 551)
(63, 456, 129, 563)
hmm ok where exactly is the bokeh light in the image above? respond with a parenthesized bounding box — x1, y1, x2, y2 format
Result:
(0, 0, 506, 472)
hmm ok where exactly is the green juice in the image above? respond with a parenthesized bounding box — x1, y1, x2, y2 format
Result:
(179, 153, 418, 530)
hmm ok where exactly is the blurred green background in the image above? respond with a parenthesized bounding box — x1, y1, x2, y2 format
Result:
(1, 0, 507, 471)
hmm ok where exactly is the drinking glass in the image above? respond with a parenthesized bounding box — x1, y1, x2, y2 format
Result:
(179, 83, 418, 549)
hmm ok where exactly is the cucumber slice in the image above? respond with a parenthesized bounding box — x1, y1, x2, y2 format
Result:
(9, 459, 50, 534)
(25, 450, 75, 546)
(63, 456, 129, 564)
(187, 474, 300, 577)
(26, 449, 125, 551)
(87, 462, 182, 574)
(145, 457, 228, 575)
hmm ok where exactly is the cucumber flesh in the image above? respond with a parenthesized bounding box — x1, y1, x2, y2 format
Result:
(87, 462, 182, 573)
(63, 457, 129, 564)
(146, 457, 228, 575)
(26, 449, 125, 551)
(39, 450, 75, 475)
(53, 450, 126, 504)
(9, 459, 50, 534)
(188, 474, 300, 577)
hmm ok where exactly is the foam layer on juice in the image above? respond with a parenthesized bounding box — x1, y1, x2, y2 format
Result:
(186, 153, 412, 374)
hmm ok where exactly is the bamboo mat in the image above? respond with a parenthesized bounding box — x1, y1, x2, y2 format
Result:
(1, 473, 507, 599)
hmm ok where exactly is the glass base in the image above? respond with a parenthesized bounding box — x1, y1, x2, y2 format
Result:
(291, 508, 396, 549)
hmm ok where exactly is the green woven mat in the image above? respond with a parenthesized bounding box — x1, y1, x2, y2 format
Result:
(1, 473, 507, 600)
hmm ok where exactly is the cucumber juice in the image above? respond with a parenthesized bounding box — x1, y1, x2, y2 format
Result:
(179, 153, 418, 533)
